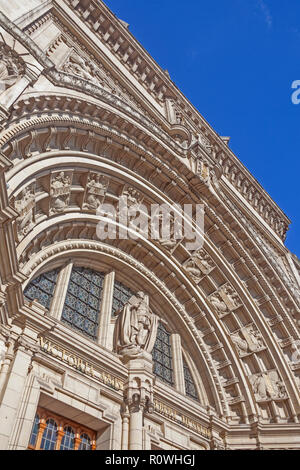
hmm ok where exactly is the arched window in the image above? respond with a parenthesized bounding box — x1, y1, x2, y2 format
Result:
(60, 426, 75, 450)
(78, 433, 91, 450)
(61, 267, 104, 340)
(112, 280, 134, 315)
(40, 418, 57, 450)
(29, 414, 39, 448)
(24, 269, 59, 309)
(183, 358, 199, 401)
(152, 323, 174, 386)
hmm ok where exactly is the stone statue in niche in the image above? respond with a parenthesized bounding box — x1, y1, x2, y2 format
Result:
(0, 45, 25, 93)
(114, 291, 159, 359)
(250, 371, 287, 401)
(183, 248, 214, 283)
(14, 185, 35, 239)
(50, 171, 72, 215)
(83, 173, 109, 212)
(209, 292, 229, 316)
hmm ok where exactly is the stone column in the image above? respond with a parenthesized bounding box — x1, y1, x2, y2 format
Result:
(0, 337, 37, 450)
(97, 271, 115, 349)
(50, 262, 73, 320)
(123, 352, 155, 451)
(121, 408, 130, 450)
(0, 338, 14, 396)
(171, 333, 185, 394)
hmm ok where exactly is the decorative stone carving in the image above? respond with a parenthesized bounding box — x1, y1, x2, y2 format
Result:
(0, 43, 25, 93)
(121, 186, 144, 208)
(14, 184, 35, 240)
(250, 371, 287, 401)
(209, 284, 242, 317)
(61, 50, 99, 84)
(83, 173, 109, 212)
(114, 291, 159, 358)
(183, 248, 214, 283)
(50, 171, 72, 215)
(231, 325, 265, 356)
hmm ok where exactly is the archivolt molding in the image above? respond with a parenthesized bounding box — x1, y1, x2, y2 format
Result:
(17, 206, 299, 423)
(2, 135, 300, 418)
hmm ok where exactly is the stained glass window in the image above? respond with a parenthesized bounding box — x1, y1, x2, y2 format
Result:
(40, 418, 57, 450)
(29, 414, 39, 447)
(112, 280, 134, 315)
(61, 267, 104, 340)
(152, 323, 174, 386)
(183, 358, 199, 401)
(60, 426, 75, 450)
(78, 433, 91, 450)
(24, 269, 59, 310)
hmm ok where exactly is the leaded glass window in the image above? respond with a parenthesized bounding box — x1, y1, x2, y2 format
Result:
(112, 280, 134, 315)
(152, 323, 174, 385)
(78, 433, 91, 450)
(60, 426, 75, 450)
(183, 358, 199, 401)
(40, 418, 57, 450)
(61, 267, 104, 340)
(29, 414, 39, 447)
(24, 269, 59, 310)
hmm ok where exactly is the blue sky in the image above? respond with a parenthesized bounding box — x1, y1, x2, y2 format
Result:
(104, 0, 300, 256)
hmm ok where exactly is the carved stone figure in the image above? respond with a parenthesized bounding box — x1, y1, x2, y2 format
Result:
(50, 171, 72, 215)
(209, 292, 229, 316)
(121, 186, 144, 208)
(0, 46, 24, 92)
(231, 332, 248, 355)
(62, 50, 98, 83)
(183, 249, 214, 283)
(114, 291, 159, 358)
(14, 185, 35, 239)
(250, 371, 287, 401)
(83, 173, 109, 211)
(231, 326, 264, 356)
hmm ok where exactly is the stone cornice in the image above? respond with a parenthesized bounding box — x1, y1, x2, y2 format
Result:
(0, 6, 291, 240)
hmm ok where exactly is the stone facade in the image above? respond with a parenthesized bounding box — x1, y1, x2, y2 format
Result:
(0, 0, 299, 451)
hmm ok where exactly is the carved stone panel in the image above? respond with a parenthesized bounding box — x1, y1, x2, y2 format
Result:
(49, 171, 73, 215)
(209, 283, 242, 317)
(249, 370, 287, 402)
(231, 325, 265, 356)
(183, 248, 215, 283)
(0, 43, 25, 94)
(83, 172, 109, 212)
(14, 183, 36, 241)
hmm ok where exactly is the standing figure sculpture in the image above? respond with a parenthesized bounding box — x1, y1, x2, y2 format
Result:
(114, 291, 159, 359)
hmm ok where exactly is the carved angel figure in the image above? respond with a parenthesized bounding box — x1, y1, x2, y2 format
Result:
(114, 291, 159, 358)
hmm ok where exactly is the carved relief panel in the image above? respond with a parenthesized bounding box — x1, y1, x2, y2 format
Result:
(83, 172, 109, 212)
(183, 248, 215, 284)
(208, 283, 242, 318)
(13, 183, 36, 241)
(49, 171, 73, 215)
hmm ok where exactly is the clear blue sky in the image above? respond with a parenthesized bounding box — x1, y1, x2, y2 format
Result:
(104, 0, 300, 257)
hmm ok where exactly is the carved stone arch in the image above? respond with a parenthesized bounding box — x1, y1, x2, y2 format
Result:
(8, 147, 299, 423)
(20, 241, 225, 413)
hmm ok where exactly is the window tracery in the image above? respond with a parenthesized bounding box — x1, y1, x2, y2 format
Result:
(152, 323, 174, 385)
